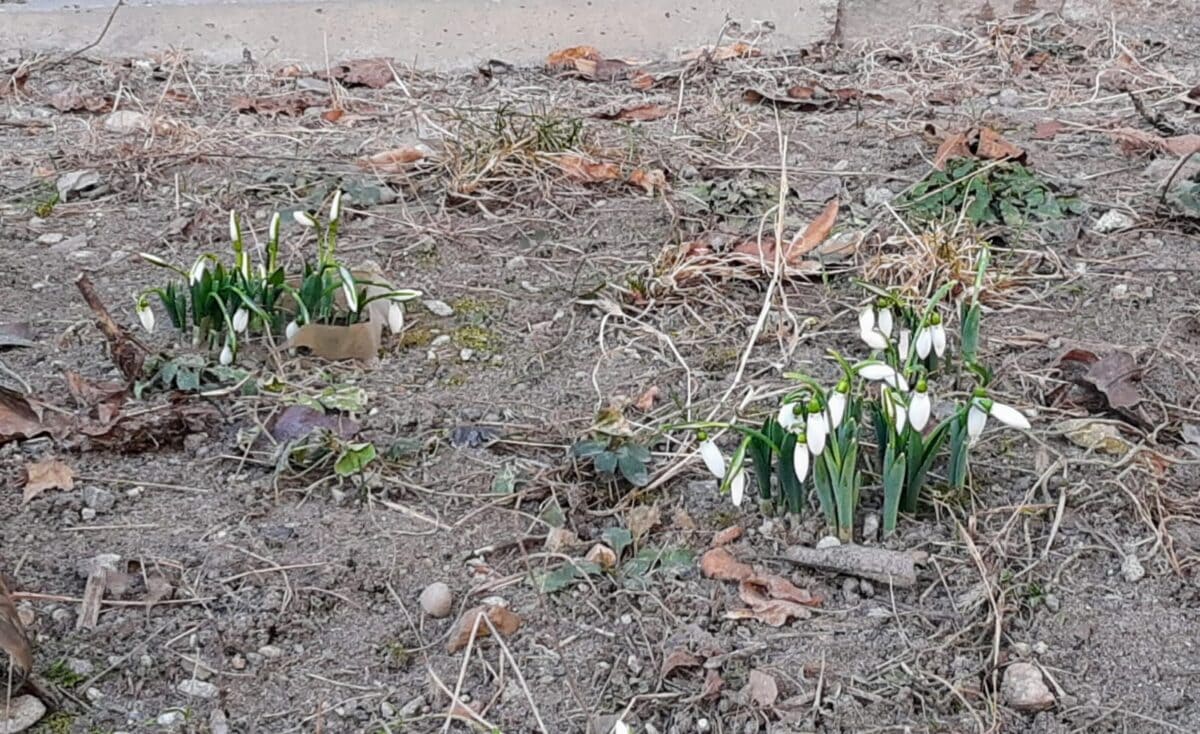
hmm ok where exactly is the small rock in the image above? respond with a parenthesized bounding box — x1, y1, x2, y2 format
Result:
(1002, 662, 1055, 712)
(419, 582, 453, 618)
(697, 718, 712, 733)
(156, 711, 185, 727)
(67, 658, 94, 676)
(430, 334, 451, 347)
(85, 687, 104, 702)
(997, 88, 1021, 107)
(1110, 283, 1130, 300)
(244, 652, 264, 666)
(1012, 642, 1032, 658)
(841, 577, 860, 600)
(56, 169, 101, 201)
(1094, 209, 1134, 233)
(1044, 593, 1061, 613)
(861, 513, 880, 541)
(1033, 641, 1049, 655)
(1121, 553, 1145, 583)
(460, 348, 474, 362)
(209, 709, 230, 734)
(230, 654, 247, 670)
(380, 701, 396, 719)
(257, 644, 283, 659)
(398, 695, 425, 717)
(859, 580, 875, 598)
(423, 300, 455, 317)
(816, 536, 841, 550)
(82, 485, 116, 513)
(864, 186, 894, 208)
(36, 232, 65, 245)
(183, 433, 209, 453)
(505, 256, 527, 270)
(177, 679, 218, 699)
(80, 507, 97, 521)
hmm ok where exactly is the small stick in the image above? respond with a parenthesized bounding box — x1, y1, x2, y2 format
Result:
(74, 274, 146, 381)
(778, 544, 918, 587)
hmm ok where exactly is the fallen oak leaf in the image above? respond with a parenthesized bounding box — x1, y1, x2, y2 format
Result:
(48, 89, 113, 113)
(712, 526, 743, 547)
(1056, 419, 1130, 455)
(572, 57, 634, 81)
(232, 91, 327, 117)
(700, 668, 724, 699)
(932, 131, 971, 169)
(743, 573, 820, 607)
(1033, 120, 1067, 140)
(699, 547, 753, 581)
(629, 70, 657, 90)
(23, 458, 75, 502)
(743, 86, 837, 111)
(1056, 348, 1142, 410)
(727, 578, 817, 626)
(1109, 127, 1200, 158)
(681, 42, 761, 62)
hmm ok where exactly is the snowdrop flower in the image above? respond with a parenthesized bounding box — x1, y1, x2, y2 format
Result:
(897, 329, 911, 359)
(930, 313, 947, 357)
(730, 470, 746, 507)
(293, 210, 317, 228)
(338, 266, 359, 313)
(329, 190, 343, 222)
(805, 400, 828, 456)
(792, 434, 810, 483)
(908, 380, 931, 431)
(219, 343, 234, 366)
(232, 307, 249, 333)
(228, 209, 239, 243)
(268, 212, 281, 242)
(858, 306, 888, 350)
(915, 326, 933, 359)
(857, 362, 909, 391)
(827, 382, 848, 429)
(285, 320, 300, 340)
(612, 723, 630, 734)
(188, 257, 207, 285)
(698, 433, 726, 479)
(777, 402, 800, 431)
(968, 394, 1031, 440)
(877, 305, 894, 338)
(387, 301, 404, 334)
(882, 389, 907, 433)
(135, 298, 155, 333)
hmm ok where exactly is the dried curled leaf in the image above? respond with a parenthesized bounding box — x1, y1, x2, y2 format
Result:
(593, 103, 671, 122)
(23, 458, 75, 502)
(447, 604, 522, 653)
(547, 46, 601, 70)
(356, 145, 433, 172)
(699, 547, 753, 581)
(232, 92, 327, 117)
(0, 574, 33, 682)
(314, 58, 395, 89)
(555, 155, 621, 183)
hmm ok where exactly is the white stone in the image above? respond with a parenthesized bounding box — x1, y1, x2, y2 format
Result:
(177, 679, 218, 699)
(419, 582, 453, 618)
(1094, 209, 1134, 233)
(423, 300, 455, 317)
(1001, 662, 1055, 712)
(816, 535, 841, 550)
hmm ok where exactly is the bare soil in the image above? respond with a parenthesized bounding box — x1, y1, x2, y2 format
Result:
(2, 9, 1200, 734)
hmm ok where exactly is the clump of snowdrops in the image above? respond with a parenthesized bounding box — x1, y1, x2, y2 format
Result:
(135, 192, 419, 364)
(674, 252, 1031, 541)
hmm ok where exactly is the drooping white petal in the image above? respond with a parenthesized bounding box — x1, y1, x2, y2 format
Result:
(338, 266, 359, 313)
(387, 301, 404, 334)
(219, 344, 234, 366)
(894, 402, 908, 432)
(858, 306, 875, 334)
(228, 209, 239, 243)
(883, 390, 907, 432)
(858, 363, 908, 391)
(827, 392, 846, 429)
(269, 212, 281, 242)
(136, 302, 155, 333)
(989, 401, 1031, 430)
(777, 402, 799, 431)
(898, 329, 911, 358)
(792, 441, 810, 483)
(699, 440, 726, 479)
(915, 328, 933, 358)
(293, 210, 316, 228)
(188, 257, 207, 285)
(861, 327, 889, 350)
(877, 307, 894, 337)
(285, 320, 300, 340)
(232, 307, 249, 333)
(730, 470, 745, 507)
(612, 723, 630, 734)
(908, 390, 931, 431)
(329, 190, 343, 222)
(932, 323, 947, 357)
(968, 403, 988, 439)
(806, 412, 828, 456)
(139, 252, 171, 268)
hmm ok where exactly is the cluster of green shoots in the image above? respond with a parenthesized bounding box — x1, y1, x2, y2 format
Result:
(674, 253, 1031, 541)
(135, 192, 419, 363)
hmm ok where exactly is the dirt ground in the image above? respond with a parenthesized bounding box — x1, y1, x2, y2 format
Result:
(2, 8, 1200, 734)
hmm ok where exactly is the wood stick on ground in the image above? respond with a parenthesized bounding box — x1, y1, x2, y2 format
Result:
(75, 274, 146, 381)
(778, 544, 918, 587)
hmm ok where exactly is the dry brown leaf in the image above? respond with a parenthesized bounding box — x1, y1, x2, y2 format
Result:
(48, 89, 113, 113)
(1057, 348, 1142, 410)
(661, 648, 702, 678)
(0, 387, 50, 446)
(1033, 120, 1067, 140)
(932, 131, 971, 169)
(232, 91, 326, 117)
(976, 127, 1025, 161)
(628, 168, 668, 194)
(0, 575, 32, 683)
(743, 87, 837, 111)
(594, 103, 671, 122)
(788, 199, 839, 261)
(627, 504, 661, 542)
(547, 46, 601, 70)
(288, 320, 383, 364)
(700, 668, 724, 699)
(681, 42, 761, 62)
(629, 70, 656, 90)
(321, 108, 345, 123)
(572, 57, 634, 81)
(23, 458, 75, 502)
(315, 58, 394, 89)
(699, 547, 753, 581)
(357, 145, 431, 172)
(1111, 127, 1200, 157)
(712, 526, 743, 547)
(744, 573, 820, 607)
(633, 385, 660, 412)
(447, 604, 522, 653)
(747, 669, 779, 707)
(585, 544, 618, 570)
(556, 155, 621, 183)
(728, 587, 813, 626)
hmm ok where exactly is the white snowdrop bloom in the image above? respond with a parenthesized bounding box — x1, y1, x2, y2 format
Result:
(285, 320, 300, 340)
(989, 400, 1031, 429)
(898, 329, 911, 359)
(293, 210, 317, 228)
(699, 439, 726, 479)
(329, 190, 343, 222)
(883, 389, 908, 433)
(806, 409, 828, 456)
(967, 401, 988, 439)
(877, 307, 894, 337)
(232, 307, 249, 333)
(730, 470, 745, 507)
(857, 363, 909, 391)
(338, 266, 359, 313)
(188, 257, 207, 285)
(932, 322, 947, 357)
(612, 723, 630, 734)
(777, 402, 800, 431)
(387, 301, 404, 334)
(219, 343, 234, 366)
(827, 391, 846, 429)
(135, 299, 154, 333)
(228, 209, 239, 243)
(915, 327, 933, 359)
(269, 212, 281, 242)
(908, 385, 931, 431)
(859, 306, 889, 350)
(792, 437, 810, 483)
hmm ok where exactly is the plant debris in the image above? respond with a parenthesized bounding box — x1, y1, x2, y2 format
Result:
(1054, 348, 1142, 411)
(446, 603, 522, 653)
(22, 458, 75, 502)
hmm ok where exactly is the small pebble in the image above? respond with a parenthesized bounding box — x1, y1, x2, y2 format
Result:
(177, 679, 218, 699)
(157, 711, 185, 727)
(1033, 641, 1049, 655)
(816, 536, 841, 550)
(85, 687, 104, 702)
(80, 508, 97, 521)
(859, 580, 876, 598)
(257, 645, 283, 659)
(419, 582, 453, 618)
(36, 232, 65, 245)
(1094, 209, 1134, 233)
(697, 717, 712, 733)
(1044, 593, 1061, 613)
(1012, 642, 1032, 657)
(430, 334, 451, 347)
(423, 300, 454, 317)
(861, 513, 880, 541)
